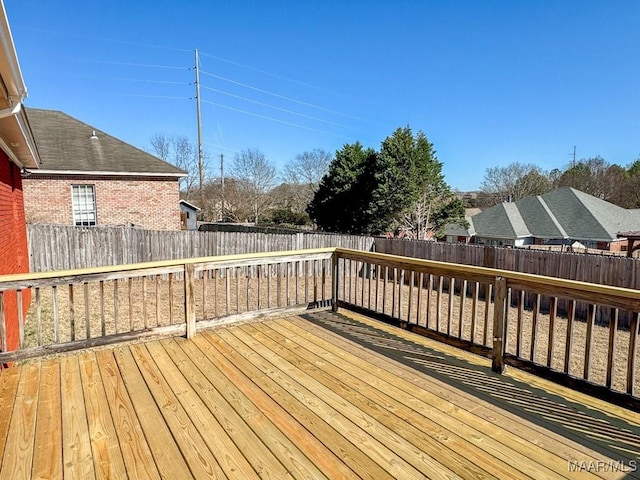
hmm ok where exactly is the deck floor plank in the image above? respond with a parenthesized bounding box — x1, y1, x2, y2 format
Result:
(78, 353, 127, 480)
(145, 340, 261, 480)
(94, 350, 161, 480)
(128, 343, 227, 480)
(61, 355, 96, 480)
(177, 335, 314, 480)
(219, 327, 430, 480)
(280, 316, 576, 479)
(31, 361, 62, 480)
(112, 347, 194, 480)
(0, 366, 21, 466)
(246, 322, 478, 480)
(337, 310, 640, 471)
(0, 311, 638, 480)
(261, 320, 527, 480)
(0, 364, 39, 480)
(296, 312, 637, 480)
(200, 332, 390, 480)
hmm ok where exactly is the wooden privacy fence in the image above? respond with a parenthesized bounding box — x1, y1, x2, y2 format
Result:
(376, 238, 640, 288)
(27, 224, 374, 272)
(1, 247, 638, 409)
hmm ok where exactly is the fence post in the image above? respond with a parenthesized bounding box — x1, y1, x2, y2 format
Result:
(492, 276, 507, 373)
(184, 263, 196, 339)
(331, 252, 339, 312)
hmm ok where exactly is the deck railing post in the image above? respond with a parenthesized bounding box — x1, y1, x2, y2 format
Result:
(331, 253, 339, 312)
(184, 263, 196, 339)
(492, 276, 508, 373)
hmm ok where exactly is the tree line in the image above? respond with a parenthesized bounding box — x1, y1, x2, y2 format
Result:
(477, 155, 640, 209)
(150, 127, 466, 237)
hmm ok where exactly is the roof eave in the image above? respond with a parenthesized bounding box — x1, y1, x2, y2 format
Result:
(28, 169, 186, 178)
(0, 5, 40, 168)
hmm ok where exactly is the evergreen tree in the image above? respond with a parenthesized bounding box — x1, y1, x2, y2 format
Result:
(308, 127, 451, 236)
(307, 142, 375, 233)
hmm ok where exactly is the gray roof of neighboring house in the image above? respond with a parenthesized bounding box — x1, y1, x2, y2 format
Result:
(444, 221, 475, 237)
(543, 187, 640, 241)
(464, 187, 640, 242)
(517, 195, 567, 239)
(471, 201, 531, 240)
(25, 108, 185, 176)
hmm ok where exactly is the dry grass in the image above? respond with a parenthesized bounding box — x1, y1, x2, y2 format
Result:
(21, 268, 639, 394)
(344, 272, 640, 395)
(23, 267, 331, 348)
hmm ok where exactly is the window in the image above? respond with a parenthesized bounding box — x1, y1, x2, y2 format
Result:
(71, 185, 97, 226)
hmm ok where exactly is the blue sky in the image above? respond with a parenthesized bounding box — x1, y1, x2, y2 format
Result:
(5, 1, 639, 191)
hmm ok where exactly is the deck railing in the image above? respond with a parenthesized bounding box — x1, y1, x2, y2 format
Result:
(0, 247, 638, 409)
(0, 248, 334, 363)
(333, 248, 640, 410)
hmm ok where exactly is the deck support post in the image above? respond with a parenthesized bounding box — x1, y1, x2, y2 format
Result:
(184, 263, 196, 339)
(331, 253, 339, 312)
(492, 276, 507, 373)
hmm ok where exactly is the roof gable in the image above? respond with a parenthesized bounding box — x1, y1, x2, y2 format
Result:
(517, 195, 566, 239)
(25, 108, 185, 176)
(472, 202, 531, 239)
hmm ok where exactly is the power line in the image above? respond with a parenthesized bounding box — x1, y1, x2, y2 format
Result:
(15, 26, 192, 53)
(69, 75, 190, 86)
(199, 84, 361, 131)
(199, 51, 341, 95)
(82, 59, 188, 70)
(200, 99, 354, 139)
(119, 94, 190, 100)
(199, 69, 368, 122)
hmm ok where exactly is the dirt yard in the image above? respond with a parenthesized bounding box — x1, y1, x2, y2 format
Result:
(22, 269, 639, 395)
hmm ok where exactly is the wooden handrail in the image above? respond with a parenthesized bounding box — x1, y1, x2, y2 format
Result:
(334, 247, 640, 310)
(0, 248, 336, 291)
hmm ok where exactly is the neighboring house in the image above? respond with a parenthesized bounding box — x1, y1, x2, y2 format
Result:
(445, 187, 640, 251)
(443, 207, 479, 243)
(22, 108, 186, 230)
(179, 199, 200, 230)
(0, 3, 40, 356)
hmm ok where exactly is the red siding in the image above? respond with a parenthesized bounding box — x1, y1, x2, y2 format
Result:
(0, 151, 31, 360)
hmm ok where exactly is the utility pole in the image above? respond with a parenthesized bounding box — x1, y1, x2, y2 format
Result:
(194, 49, 204, 214)
(220, 153, 225, 222)
(571, 145, 576, 167)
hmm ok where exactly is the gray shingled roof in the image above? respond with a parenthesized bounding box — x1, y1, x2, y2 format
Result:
(25, 108, 185, 176)
(471, 202, 531, 240)
(517, 195, 567, 239)
(466, 187, 640, 243)
(541, 187, 640, 241)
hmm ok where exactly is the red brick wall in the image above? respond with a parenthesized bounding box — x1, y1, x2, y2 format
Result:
(23, 175, 182, 230)
(0, 151, 31, 355)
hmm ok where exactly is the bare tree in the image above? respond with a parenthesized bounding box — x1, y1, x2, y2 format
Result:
(401, 185, 452, 240)
(282, 148, 332, 213)
(480, 162, 551, 205)
(201, 177, 252, 222)
(149, 133, 201, 200)
(230, 148, 277, 223)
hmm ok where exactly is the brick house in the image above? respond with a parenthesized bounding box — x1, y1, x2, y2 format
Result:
(0, 3, 40, 356)
(22, 109, 186, 230)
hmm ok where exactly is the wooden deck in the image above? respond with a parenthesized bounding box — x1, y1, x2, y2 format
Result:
(1, 310, 639, 480)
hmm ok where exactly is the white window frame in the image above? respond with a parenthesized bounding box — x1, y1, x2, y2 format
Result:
(71, 184, 97, 226)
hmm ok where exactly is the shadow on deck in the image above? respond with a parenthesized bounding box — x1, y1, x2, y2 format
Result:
(0, 310, 639, 479)
(304, 310, 640, 472)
